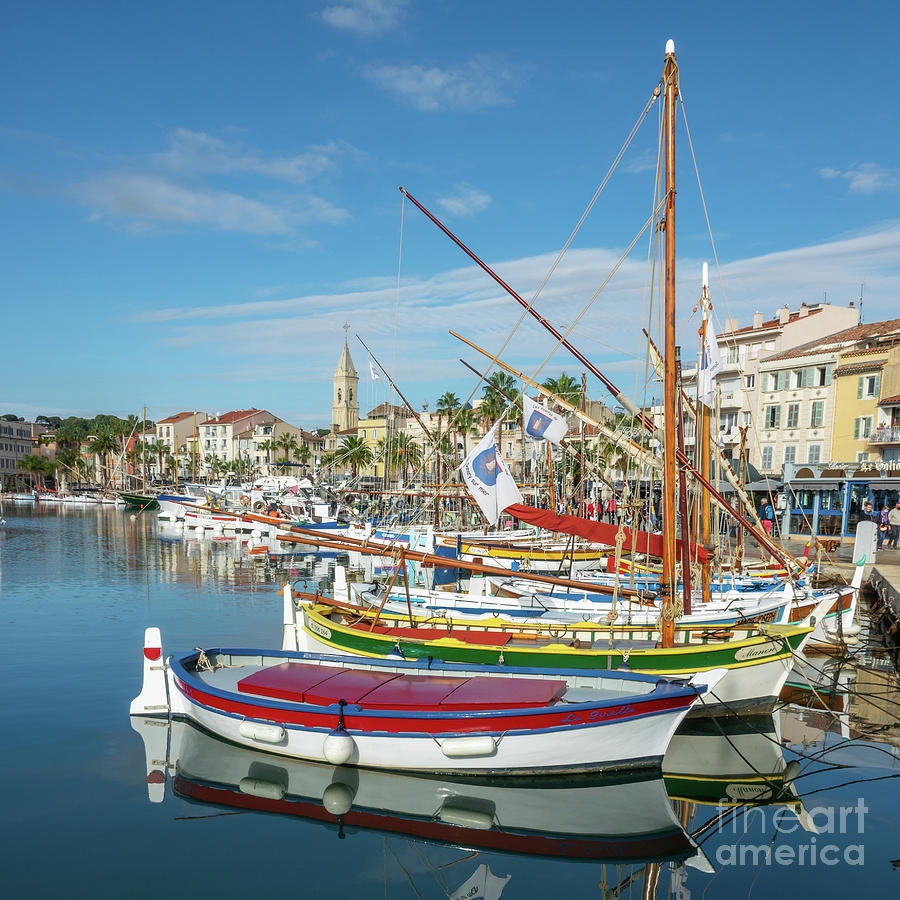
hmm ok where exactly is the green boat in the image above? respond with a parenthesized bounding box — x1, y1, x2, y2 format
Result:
(287, 593, 823, 716)
(118, 492, 159, 510)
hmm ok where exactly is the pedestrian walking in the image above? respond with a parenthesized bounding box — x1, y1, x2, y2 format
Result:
(888, 501, 900, 549)
(878, 505, 891, 549)
(760, 499, 775, 535)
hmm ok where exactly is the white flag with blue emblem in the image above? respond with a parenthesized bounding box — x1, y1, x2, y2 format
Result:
(697, 321, 722, 408)
(460, 425, 522, 525)
(522, 395, 567, 445)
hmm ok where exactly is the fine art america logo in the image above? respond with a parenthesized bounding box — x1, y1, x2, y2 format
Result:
(715, 798, 867, 867)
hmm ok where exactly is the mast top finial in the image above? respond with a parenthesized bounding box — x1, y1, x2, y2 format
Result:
(702, 262, 709, 288)
(665, 39, 675, 56)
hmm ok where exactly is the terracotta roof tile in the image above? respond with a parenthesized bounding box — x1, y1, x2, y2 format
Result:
(204, 408, 264, 425)
(158, 411, 202, 424)
(764, 317, 900, 362)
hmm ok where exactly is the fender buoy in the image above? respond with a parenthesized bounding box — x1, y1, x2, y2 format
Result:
(239, 494, 251, 507)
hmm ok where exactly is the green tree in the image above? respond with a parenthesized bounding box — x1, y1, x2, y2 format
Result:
(337, 436, 374, 477)
(386, 433, 423, 484)
(541, 373, 581, 407)
(88, 429, 119, 488)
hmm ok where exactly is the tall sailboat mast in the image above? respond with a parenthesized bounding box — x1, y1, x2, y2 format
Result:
(660, 40, 679, 647)
(698, 263, 713, 602)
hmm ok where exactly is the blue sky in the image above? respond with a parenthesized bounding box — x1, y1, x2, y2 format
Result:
(2, 0, 899, 429)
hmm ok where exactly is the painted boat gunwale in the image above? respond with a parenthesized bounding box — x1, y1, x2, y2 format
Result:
(169, 647, 698, 737)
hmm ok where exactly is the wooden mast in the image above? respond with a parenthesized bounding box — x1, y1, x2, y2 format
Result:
(660, 40, 679, 647)
(698, 264, 713, 601)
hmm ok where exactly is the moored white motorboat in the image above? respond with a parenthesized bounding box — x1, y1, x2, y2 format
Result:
(131, 627, 723, 776)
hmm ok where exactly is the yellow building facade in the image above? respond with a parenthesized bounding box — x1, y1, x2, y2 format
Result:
(831, 348, 886, 464)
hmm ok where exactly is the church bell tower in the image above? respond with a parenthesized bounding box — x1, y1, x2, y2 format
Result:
(331, 323, 359, 433)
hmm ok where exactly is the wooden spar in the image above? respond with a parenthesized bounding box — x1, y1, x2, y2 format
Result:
(675, 348, 692, 616)
(660, 41, 678, 648)
(402, 202, 799, 574)
(237, 511, 651, 599)
(452, 331, 661, 471)
(357, 336, 435, 444)
(698, 266, 713, 603)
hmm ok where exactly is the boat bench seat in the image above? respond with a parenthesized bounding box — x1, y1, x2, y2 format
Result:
(237, 662, 566, 710)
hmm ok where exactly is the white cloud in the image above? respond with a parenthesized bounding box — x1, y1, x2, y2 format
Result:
(132, 220, 900, 419)
(70, 174, 294, 234)
(363, 55, 522, 111)
(153, 129, 353, 184)
(320, 0, 407, 35)
(66, 130, 355, 235)
(437, 184, 492, 216)
(819, 163, 900, 194)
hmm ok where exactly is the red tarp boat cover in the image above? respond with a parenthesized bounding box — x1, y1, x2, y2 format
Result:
(505, 503, 710, 565)
(237, 662, 566, 711)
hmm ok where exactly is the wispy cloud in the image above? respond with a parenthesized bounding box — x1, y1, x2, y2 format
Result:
(66, 130, 354, 236)
(131, 220, 900, 419)
(363, 55, 523, 111)
(70, 174, 294, 234)
(152, 129, 357, 184)
(320, 0, 408, 35)
(624, 148, 658, 175)
(820, 163, 900, 194)
(437, 184, 491, 216)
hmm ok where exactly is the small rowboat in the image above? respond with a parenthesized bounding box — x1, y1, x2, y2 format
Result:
(130, 628, 722, 776)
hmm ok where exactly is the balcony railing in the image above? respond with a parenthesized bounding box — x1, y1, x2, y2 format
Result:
(870, 426, 900, 444)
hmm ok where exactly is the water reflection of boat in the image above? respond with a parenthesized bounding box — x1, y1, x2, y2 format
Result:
(664, 713, 806, 812)
(131, 716, 712, 868)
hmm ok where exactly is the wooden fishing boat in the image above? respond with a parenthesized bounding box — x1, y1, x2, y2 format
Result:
(130, 627, 721, 775)
(131, 716, 712, 868)
(286, 587, 835, 714)
(118, 491, 159, 510)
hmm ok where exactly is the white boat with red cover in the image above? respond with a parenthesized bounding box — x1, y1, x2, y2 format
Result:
(131, 628, 722, 776)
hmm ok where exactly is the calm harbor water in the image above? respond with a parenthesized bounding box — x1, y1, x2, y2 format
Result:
(1, 502, 898, 897)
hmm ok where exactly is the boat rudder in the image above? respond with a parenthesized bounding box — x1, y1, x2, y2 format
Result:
(129, 627, 171, 717)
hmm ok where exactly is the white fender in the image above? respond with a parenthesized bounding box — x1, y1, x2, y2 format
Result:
(439, 735, 497, 758)
(129, 627, 170, 717)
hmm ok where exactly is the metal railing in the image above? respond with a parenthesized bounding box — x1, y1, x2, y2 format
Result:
(870, 426, 900, 444)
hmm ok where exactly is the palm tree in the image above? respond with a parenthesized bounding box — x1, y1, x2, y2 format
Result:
(55, 447, 80, 491)
(257, 439, 275, 472)
(16, 454, 45, 489)
(275, 433, 300, 470)
(88, 428, 119, 489)
(541, 373, 582, 408)
(386, 433, 423, 485)
(453, 406, 481, 460)
(337, 436, 374, 477)
(434, 392, 460, 485)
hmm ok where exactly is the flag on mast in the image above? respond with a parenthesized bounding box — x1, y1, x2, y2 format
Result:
(460, 425, 523, 525)
(697, 320, 722, 408)
(522, 395, 567, 444)
(369, 360, 381, 381)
